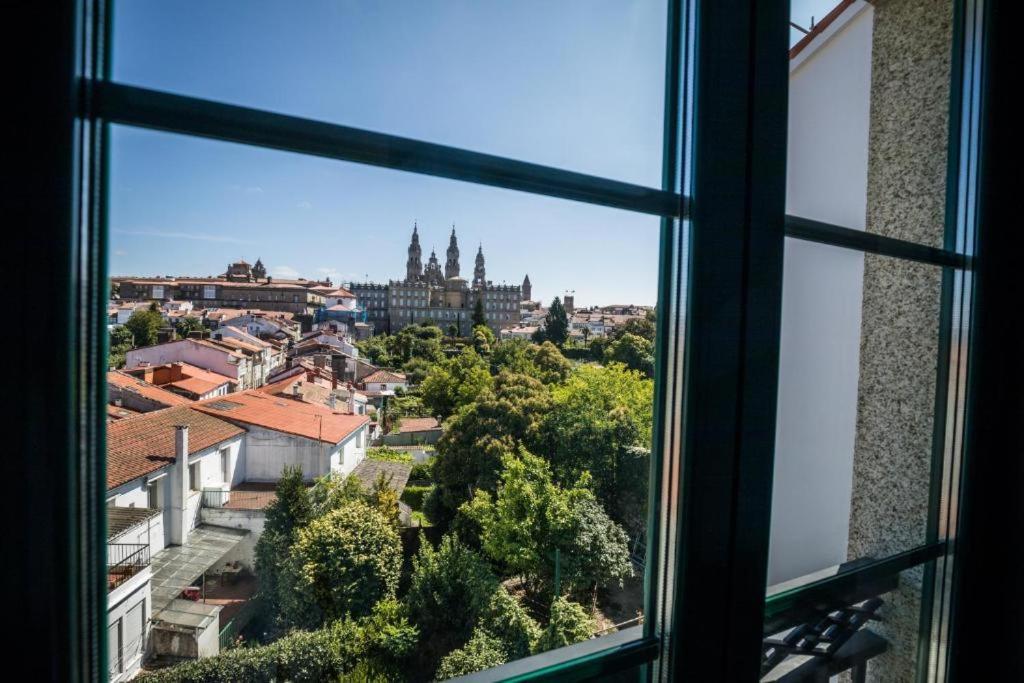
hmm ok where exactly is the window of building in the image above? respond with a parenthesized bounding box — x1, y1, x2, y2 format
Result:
(188, 462, 200, 492)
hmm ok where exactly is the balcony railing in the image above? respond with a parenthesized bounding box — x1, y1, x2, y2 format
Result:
(202, 488, 277, 511)
(108, 543, 150, 592)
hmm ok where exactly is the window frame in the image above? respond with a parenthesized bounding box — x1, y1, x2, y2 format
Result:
(33, 0, 989, 680)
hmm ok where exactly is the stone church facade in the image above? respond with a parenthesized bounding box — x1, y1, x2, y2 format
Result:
(349, 225, 528, 336)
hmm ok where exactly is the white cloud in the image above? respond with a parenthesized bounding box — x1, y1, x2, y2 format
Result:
(113, 249, 128, 257)
(296, 201, 312, 210)
(113, 229, 254, 244)
(271, 265, 300, 279)
(244, 186, 264, 195)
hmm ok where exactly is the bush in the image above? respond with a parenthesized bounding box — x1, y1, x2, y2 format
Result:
(407, 534, 499, 669)
(534, 597, 595, 653)
(408, 456, 435, 481)
(435, 630, 508, 681)
(139, 619, 362, 683)
(287, 501, 402, 622)
(400, 484, 432, 512)
(478, 587, 540, 660)
(367, 446, 414, 463)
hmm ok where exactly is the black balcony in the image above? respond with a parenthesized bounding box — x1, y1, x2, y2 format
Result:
(108, 543, 150, 592)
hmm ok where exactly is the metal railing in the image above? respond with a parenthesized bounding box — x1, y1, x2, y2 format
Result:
(108, 543, 150, 591)
(201, 488, 277, 511)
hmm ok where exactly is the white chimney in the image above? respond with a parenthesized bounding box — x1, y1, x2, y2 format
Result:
(348, 387, 356, 414)
(169, 425, 189, 545)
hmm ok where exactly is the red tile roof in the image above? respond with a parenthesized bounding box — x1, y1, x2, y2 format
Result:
(107, 406, 245, 490)
(397, 417, 440, 433)
(362, 370, 407, 385)
(193, 390, 368, 444)
(107, 371, 193, 407)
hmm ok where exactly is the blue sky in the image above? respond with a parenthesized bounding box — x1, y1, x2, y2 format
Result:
(109, 0, 839, 307)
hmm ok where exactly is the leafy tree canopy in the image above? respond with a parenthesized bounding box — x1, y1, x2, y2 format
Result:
(174, 315, 205, 339)
(534, 597, 595, 653)
(435, 630, 507, 681)
(124, 308, 163, 347)
(420, 347, 493, 419)
(431, 372, 551, 522)
(287, 500, 402, 622)
(543, 297, 569, 347)
(407, 534, 500, 669)
(604, 332, 655, 378)
(530, 341, 572, 384)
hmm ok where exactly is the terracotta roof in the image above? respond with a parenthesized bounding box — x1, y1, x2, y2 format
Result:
(107, 406, 244, 490)
(397, 417, 440, 433)
(167, 376, 226, 397)
(362, 370, 407, 384)
(789, 0, 857, 60)
(107, 371, 192, 407)
(193, 390, 368, 444)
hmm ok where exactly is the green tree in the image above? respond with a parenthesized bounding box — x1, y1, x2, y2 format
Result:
(108, 326, 135, 369)
(472, 297, 487, 327)
(478, 586, 540, 660)
(604, 332, 655, 378)
(435, 630, 507, 681)
(124, 308, 163, 347)
(401, 357, 432, 385)
(534, 597, 595, 653)
(356, 598, 419, 678)
(472, 324, 495, 356)
(287, 500, 402, 622)
(539, 363, 654, 532)
(530, 341, 571, 384)
(306, 471, 365, 519)
(420, 347, 493, 419)
(543, 297, 569, 347)
(610, 315, 656, 342)
(462, 449, 631, 597)
(490, 339, 539, 376)
(407, 534, 499, 669)
(367, 472, 401, 525)
(174, 315, 205, 339)
(431, 372, 551, 524)
(253, 467, 312, 625)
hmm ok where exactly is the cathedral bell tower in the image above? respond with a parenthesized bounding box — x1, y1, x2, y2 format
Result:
(406, 223, 423, 281)
(445, 225, 460, 279)
(473, 244, 486, 288)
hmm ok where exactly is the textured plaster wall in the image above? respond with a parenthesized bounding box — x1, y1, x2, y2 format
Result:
(849, 0, 953, 680)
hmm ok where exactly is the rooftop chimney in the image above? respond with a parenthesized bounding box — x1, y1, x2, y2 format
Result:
(170, 425, 189, 545)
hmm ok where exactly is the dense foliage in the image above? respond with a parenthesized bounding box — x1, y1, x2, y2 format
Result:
(420, 347, 492, 419)
(434, 630, 508, 681)
(124, 307, 163, 347)
(462, 450, 632, 597)
(541, 296, 569, 347)
(534, 597, 595, 653)
(288, 501, 402, 622)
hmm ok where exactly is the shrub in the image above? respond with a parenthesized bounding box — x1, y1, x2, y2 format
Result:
(408, 456, 435, 481)
(478, 587, 540, 660)
(435, 630, 508, 681)
(139, 619, 362, 683)
(400, 484, 432, 512)
(534, 597, 594, 653)
(407, 534, 498, 669)
(287, 501, 402, 622)
(367, 446, 414, 463)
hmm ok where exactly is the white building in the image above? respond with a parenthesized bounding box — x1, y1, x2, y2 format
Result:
(104, 396, 369, 677)
(769, 0, 874, 585)
(126, 337, 275, 390)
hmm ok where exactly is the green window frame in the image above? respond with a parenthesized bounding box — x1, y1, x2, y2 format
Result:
(16, 0, 1003, 680)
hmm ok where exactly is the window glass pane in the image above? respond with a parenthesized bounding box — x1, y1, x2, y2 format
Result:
(786, 0, 956, 248)
(770, 243, 944, 585)
(107, 126, 662, 679)
(111, 0, 668, 186)
(767, 1, 962, 680)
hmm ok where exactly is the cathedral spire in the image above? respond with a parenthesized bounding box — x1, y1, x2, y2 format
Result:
(473, 243, 486, 288)
(406, 222, 423, 281)
(445, 224, 460, 279)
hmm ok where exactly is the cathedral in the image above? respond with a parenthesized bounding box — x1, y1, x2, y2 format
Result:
(349, 225, 529, 336)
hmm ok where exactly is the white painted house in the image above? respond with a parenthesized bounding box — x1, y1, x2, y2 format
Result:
(104, 394, 369, 676)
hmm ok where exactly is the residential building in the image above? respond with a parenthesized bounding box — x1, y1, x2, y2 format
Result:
(108, 370, 193, 413)
(125, 337, 276, 390)
(360, 369, 408, 395)
(123, 362, 235, 400)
